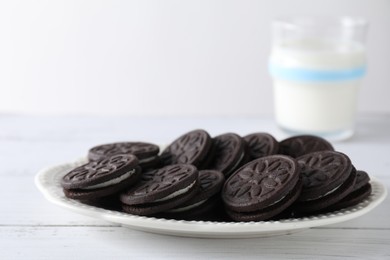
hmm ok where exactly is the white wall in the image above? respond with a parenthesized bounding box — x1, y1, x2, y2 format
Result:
(1, 0, 389, 116)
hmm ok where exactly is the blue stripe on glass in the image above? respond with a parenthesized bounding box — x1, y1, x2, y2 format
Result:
(269, 63, 366, 82)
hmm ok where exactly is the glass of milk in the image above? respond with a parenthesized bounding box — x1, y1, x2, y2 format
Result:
(269, 16, 368, 140)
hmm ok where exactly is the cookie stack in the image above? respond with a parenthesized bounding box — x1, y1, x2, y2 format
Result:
(61, 130, 372, 222)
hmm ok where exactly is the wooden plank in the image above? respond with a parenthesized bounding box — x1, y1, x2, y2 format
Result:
(0, 226, 389, 259)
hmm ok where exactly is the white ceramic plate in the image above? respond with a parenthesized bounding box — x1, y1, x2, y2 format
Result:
(35, 158, 387, 238)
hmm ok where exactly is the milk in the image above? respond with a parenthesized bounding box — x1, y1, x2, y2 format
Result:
(269, 39, 366, 140)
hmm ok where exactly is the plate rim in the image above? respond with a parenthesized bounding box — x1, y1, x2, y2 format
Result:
(35, 158, 387, 238)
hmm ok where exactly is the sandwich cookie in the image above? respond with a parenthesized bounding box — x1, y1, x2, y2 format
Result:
(120, 164, 199, 216)
(164, 170, 225, 220)
(61, 154, 141, 200)
(208, 133, 248, 177)
(295, 151, 357, 213)
(88, 142, 160, 169)
(325, 170, 371, 211)
(160, 129, 213, 168)
(243, 132, 279, 160)
(222, 155, 302, 222)
(279, 135, 334, 158)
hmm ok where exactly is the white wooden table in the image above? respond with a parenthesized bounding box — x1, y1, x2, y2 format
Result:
(1, 114, 389, 259)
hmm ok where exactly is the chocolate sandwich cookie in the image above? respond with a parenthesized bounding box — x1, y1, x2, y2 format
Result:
(120, 164, 200, 216)
(279, 135, 334, 158)
(222, 155, 302, 222)
(208, 133, 248, 177)
(243, 132, 279, 160)
(88, 142, 161, 169)
(164, 170, 225, 220)
(294, 151, 356, 213)
(325, 170, 371, 211)
(160, 129, 213, 168)
(61, 154, 141, 200)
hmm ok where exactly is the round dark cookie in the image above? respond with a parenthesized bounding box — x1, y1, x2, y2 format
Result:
(243, 132, 279, 160)
(160, 129, 213, 168)
(279, 135, 334, 158)
(325, 170, 371, 211)
(120, 164, 199, 206)
(88, 142, 158, 160)
(352, 170, 371, 191)
(222, 155, 300, 213)
(225, 178, 303, 222)
(61, 154, 141, 200)
(208, 133, 248, 177)
(296, 151, 353, 202)
(164, 170, 225, 216)
(62, 154, 140, 189)
(83, 194, 123, 211)
(196, 140, 217, 170)
(121, 182, 200, 216)
(295, 168, 357, 213)
(63, 169, 141, 201)
(326, 184, 372, 212)
(138, 167, 159, 182)
(88, 142, 160, 161)
(162, 196, 224, 221)
(173, 170, 224, 207)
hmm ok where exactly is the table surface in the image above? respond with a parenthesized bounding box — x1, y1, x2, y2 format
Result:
(1, 114, 389, 259)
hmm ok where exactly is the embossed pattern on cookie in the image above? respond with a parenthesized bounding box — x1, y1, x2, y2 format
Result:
(243, 133, 279, 160)
(210, 134, 240, 170)
(279, 135, 334, 158)
(133, 165, 193, 196)
(88, 142, 160, 161)
(61, 154, 141, 200)
(62, 154, 138, 189)
(160, 129, 212, 167)
(297, 150, 352, 201)
(208, 133, 247, 177)
(222, 155, 300, 212)
(120, 164, 198, 205)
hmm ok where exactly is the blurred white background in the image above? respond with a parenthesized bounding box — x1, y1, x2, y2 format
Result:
(0, 0, 389, 117)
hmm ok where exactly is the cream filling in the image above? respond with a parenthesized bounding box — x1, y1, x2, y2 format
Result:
(267, 194, 287, 207)
(82, 169, 136, 190)
(154, 180, 197, 202)
(139, 156, 157, 164)
(167, 199, 207, 213)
